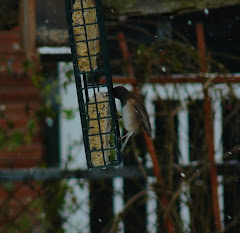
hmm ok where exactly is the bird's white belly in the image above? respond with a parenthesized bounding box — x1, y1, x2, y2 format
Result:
(122, 102, 139, 134)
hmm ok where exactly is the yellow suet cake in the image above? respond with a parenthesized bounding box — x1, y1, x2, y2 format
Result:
(72, 0, 98, 71)
(88, 92, 111, 167)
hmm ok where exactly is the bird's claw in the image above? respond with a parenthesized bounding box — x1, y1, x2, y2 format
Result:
(116, 114, 122, 120)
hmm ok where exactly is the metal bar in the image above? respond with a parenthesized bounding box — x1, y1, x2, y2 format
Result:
(0, 163, 239, 181)
(64, 0, 122, 168)
(117, 32, 135, 79)
(89, 147, 115, 153)
(87, 116, 112, 121)
(86, 100, 110, 105)
(80, 83, 107, 90)
(75, 69, 105, 75)
(79, 0, 94, 71)
(196, 23, 222, 233)
(106, 75, 240, 84)
(204, 89, 222, 232)
(89, 131, 113, 137)
(64, 0, 91, 168)
(95, 0, 122, 163)
(72, 6, 96, 11)
(75, 53, 100, 57)
(196, 23, 208, 73)
(72, 22, 99, 27)
(144, 130, 175, 233)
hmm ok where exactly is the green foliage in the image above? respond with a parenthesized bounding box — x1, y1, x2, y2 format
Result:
(0, 59, 75, 152)
(42, 180, 69, 233)
(15, 213, 33, 231)
(0, 128, 5, 149)
(7, 131, 24, 150)
(0, 127, 24, 151)
(134, 41, 196, 79)
(0, 180, 70, 233)
(25, 118, 39, 143)
(31, 73, 45, 89)
(36, 105, 56, 121)
(23, 59, 35, 74)
(62, 108, 76, 120)
(63, 69, 74, 92)
(0, 58, 60, 151)
(129, 39, 229, 85)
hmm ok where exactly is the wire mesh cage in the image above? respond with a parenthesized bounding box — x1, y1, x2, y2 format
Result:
(64, 0, 122, 169)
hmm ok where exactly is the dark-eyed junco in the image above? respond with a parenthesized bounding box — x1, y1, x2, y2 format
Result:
(112, 86, 152, 153)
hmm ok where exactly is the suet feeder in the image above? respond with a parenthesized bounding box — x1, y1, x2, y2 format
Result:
(64, 0, 122, 169)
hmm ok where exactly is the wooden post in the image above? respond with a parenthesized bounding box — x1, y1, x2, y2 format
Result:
(20, 0, 36, 59)
(196, 23, 222, 233)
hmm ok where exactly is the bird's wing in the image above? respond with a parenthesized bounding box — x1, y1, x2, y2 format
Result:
(133, 100, 152, 137)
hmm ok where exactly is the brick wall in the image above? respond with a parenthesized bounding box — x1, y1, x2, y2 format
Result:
(0, 26, 43, 168)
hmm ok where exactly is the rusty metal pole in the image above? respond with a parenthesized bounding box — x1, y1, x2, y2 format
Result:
(22, 0, 36, 60)
(117, 32, 174, 233)
(196, 23, 222, 233)
(117, 32, 135, 79)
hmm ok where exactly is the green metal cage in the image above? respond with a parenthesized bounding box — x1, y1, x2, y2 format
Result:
(64, 0, 122, 169)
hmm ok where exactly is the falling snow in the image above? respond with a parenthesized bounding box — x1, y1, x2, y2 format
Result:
(161, 66, 166, 72)
(0, 105, 6, 111)
(180, 173, 186, 177)
(45, 117, 54, 127)
(204, 8, 209, 15)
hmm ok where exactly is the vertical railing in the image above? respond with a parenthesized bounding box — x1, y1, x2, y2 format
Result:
(196, 23, 222, 233)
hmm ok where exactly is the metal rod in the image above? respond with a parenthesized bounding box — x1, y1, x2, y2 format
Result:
(64, 0, 91, 168)
(196, 22, 222, 233)
(196, 23, 208, 73)
(95, 0, 122, 163)
(0, 162, 239, 181)
(101, 75, 240, 84)
(117, 32, 135, 79)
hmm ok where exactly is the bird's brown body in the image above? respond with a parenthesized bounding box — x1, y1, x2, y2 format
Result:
(112, 86, 151, 153)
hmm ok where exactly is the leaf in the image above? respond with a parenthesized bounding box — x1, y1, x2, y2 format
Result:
(25, 118, 38, 143)
(62, 108, 75, 120)
(43, 83, 52, 95)
(7, 131, 24, 150)
(0, 128, 6, 149)
(31, 74, 45, 89)
(36, 105, 56, 120)
(63, 80, 69, 92)
(65, 69, 73, 81)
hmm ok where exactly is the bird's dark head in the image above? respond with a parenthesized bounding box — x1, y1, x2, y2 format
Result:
(112, 86, 131, 104)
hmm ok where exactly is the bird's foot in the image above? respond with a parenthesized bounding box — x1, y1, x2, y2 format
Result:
(116, 114, 122, 120)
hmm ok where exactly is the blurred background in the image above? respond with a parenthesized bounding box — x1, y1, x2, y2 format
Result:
(0, 0, 240, 232)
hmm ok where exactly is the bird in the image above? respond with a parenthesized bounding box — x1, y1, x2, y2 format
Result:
(112, 86, 152, 153)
